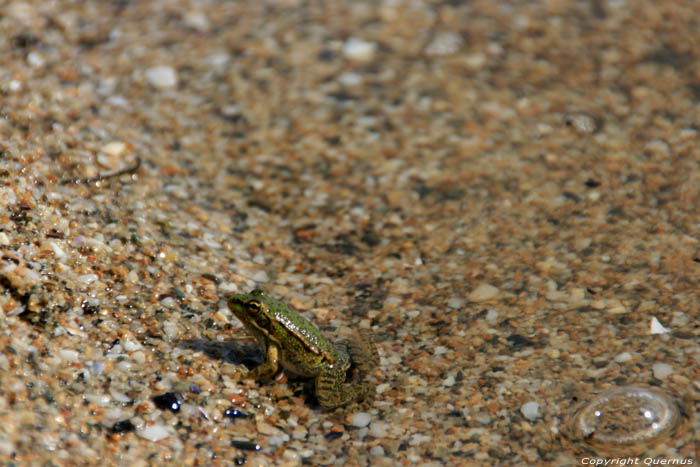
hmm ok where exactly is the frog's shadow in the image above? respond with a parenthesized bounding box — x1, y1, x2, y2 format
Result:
(177, 338, 262, 370)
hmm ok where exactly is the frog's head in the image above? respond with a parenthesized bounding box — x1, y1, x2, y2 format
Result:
(227, 289, 272, 332)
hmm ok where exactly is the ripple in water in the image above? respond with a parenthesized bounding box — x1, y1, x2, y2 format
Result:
(567, 385, 688, 453)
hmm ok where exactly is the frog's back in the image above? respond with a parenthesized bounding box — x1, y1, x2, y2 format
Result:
(264, 294, 339, 362)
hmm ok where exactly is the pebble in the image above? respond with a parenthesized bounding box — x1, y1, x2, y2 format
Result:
(100, 141, 127, 157)
(369, 421, 389, 438)
(183, 11, 210, 31)
(59, 349, 79, 362)
(138, 425, 171, 442)
(370, 445, 385, 457)
(468, 284, 499, 302)
(650, 317, 670, 334)
(342, 38, 376, 61)
(338, 71, 363, 86)
(145, 66, 178, 88)
(652, 362, 673, 380)
(520, 402, 539, 421)
(424, 32, 463, 56)
(613, 352, 633, 363)
(77, 274, 99, 284)
(351, 412, 371, 428)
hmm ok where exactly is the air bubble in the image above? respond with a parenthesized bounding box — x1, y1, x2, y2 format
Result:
(567, 385, 687, 452)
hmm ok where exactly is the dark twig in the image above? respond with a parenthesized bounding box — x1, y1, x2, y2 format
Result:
(61, 157, 141, 185)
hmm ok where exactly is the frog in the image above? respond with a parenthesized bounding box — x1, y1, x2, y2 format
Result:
(227, 289, 377, 410)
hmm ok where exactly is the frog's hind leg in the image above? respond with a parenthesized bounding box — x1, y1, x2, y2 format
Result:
(314, 358, 356, 409)
(342, 332, 379, 411)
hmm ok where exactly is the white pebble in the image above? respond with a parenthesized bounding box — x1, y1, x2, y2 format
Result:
(145, 66, 177, 88)
(338, 71, 363, 86)
(485, 309, 499, 324)
(652, 362, 673, 380)
(162, 320, 179, 339)
(0, 232, 10, 246)
(614, 352, 633, 363)
(375, 383, 390, 394)
(370, 445, 385, 456)
(116, 361, 133, 372)
(468, 283, 499, 302)
(520, 401, 539, 421)
(27, 51, 44, 67)
(425, 32, 462, 56)
(131, 351, 146, 364)
(100, 141, 127, 157)
(109, 388, 131, 403)
(250, 269, 269, 282)
(48, 241, 66, 258)
(446, 297, 465, 309)
(78, 274, 99, 284)
(122, 340, 142, 352)
(183, 11, 209, 31)
(84, 393, 111, 407)
(351, 412, 371, 428)
(138, 424, 171, 442)
(342, 38, 376, 61)
(409, 434, 431, 446)
(369, 421, 389, 438)
(650, 317, 670, 334)
(59, 349, 79, 362)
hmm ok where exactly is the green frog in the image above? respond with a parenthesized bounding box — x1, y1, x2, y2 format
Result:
(227, 289, 377, 410)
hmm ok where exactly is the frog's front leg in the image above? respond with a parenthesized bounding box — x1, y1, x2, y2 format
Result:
(248, 342, 280, 380)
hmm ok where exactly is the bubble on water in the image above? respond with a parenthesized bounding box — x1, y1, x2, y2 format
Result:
(567, 385, 688, 452)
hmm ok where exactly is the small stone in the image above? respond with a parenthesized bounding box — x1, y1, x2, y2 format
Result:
(614, 352, 633, 363)
(78, 274, 99, 284)
(123, 340, 141, 351)
(468, 284, 499, 302)
(183, 11, 209, 31)
(250, 269, 269, 282)
(425, 32, 462, 56)
(565, 113, 597, 133)
(162, 320, 179, 339)
(644, 139, 671, 158)
(351, 412, 371, 428)
(607, 300, 627, 314)
(652, 362, 673, 380)
(342, 38, 376, 61)
(47, 241, 66, 258)
(59, 349, 79, 362)
(145, 66, 177, 88)
(338, 71, 363, 86)
(0, 232, 10, 246)
(650, 317, 670, 334)
(100, 141, 127, 157)
(138, 424, 171, 442)
(520, 401, 539, 421)
(369, 421, 389, 438)
(370, 445, 385, 456)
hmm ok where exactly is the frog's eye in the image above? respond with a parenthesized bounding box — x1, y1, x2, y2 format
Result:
(247, 301, 263, 314)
